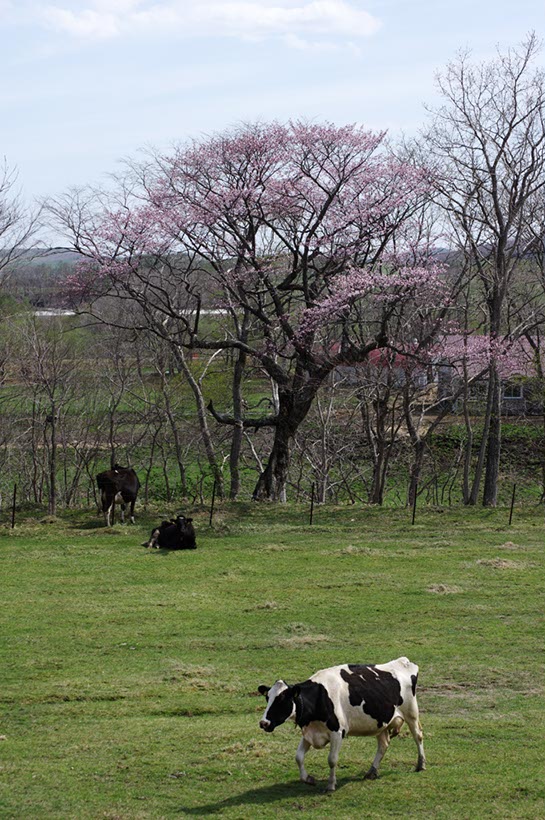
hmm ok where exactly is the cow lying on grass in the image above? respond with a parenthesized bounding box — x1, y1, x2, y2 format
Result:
(144, 515, 196, 550)
(258, 656, 425, 792)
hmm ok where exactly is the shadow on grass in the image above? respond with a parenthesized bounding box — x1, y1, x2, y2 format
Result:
(176, 776, 360, 815)
(145, 547, 177, 557)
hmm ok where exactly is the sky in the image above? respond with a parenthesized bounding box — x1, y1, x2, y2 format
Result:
(1, 0, 543, 214)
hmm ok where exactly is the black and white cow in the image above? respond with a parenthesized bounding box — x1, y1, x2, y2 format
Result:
(144, 515, 196, 550)
(96, 464, 140, 527)
(258, 656, 425, 791)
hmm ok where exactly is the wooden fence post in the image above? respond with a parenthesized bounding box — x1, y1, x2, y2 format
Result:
(508, 483, 516, 526)
(11, 484, 17, 529)
(209, 479, 217, 527)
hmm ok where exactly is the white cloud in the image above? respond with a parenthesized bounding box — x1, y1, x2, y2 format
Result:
(43, 7, 120, 37)
(39, 0, 381, 43)
(281, 32, 340, 52)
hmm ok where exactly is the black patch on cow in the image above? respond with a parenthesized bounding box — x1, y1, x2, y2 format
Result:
(411, 673, 418, 697)
(97, 465, 140, 502)
(294, 681, 340, 733)
(341, 665, 403, 728)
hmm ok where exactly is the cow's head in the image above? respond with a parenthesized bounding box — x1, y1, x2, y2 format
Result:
(175, 515, 194, 531)
(258, 680, 299, 732)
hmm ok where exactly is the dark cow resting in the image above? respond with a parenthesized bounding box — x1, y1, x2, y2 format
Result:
(258, 657, 425, 791)
(144, 515, 196, 550)
(96, 464, 140, 526)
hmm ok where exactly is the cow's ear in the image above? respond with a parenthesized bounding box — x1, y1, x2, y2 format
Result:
(291, 685, 300, 699)
(258, 685, 270, 697)
(186, 518, 193, 523)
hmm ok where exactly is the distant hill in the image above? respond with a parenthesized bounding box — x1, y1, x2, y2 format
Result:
(2, 248, 84, 308)
(28, 248, 83, 266)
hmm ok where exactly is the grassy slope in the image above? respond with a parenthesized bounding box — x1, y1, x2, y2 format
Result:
(1, 504, 544, 818)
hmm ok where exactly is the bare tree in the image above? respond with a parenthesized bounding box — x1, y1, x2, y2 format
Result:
(423, 32, 545, 505)
(0, 160, 41, 287)
(10, 314, 83, 515)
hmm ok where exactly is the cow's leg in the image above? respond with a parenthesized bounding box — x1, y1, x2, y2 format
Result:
(405, 711, 426, 772)
(129, 499, 136, 524)
(120, 499, 126, 524)
(295, 738, 315, 786)
(105, 499, 114, 527)
(326, 731, 343, 792)
(364, 729, 389, 780)
(146, 528, 161, 549)
(101, 492, 110, 526)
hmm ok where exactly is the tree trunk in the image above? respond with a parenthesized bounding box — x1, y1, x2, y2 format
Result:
(174, 348, 224, 499)
(461, 362, 474, 505)
(48, 402, 57, 516)
(252, 423, 290, 501)
(161, 377, 188, 498)
(468, 369, 495, 505)
(229, 340, 248, 500)
(482, 363, 501, 506)
(367, 397, 390, 505)
(252, 382, 317, 501)
(108, 405, 117, 470)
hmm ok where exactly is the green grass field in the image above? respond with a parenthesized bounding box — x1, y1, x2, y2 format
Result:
(1, 504, 544, 818)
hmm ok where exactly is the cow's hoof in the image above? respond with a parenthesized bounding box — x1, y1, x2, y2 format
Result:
(415, 763, 426, 772)
(364, 767, 378, 780)
(304, 775, 316, 786)
(326, 785, 336, 793)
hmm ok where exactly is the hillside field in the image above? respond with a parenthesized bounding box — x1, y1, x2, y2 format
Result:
(1, 503, 544, 818)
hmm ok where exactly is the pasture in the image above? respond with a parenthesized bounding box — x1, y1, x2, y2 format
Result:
(1, 504, 544, 818)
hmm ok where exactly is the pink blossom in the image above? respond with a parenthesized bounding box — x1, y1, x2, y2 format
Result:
(296, 265, 447, 340)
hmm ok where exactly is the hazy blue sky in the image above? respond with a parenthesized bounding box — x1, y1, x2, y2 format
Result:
(1, 0, 543, 206)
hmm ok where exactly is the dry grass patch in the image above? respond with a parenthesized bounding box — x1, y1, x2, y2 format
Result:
(162, 661, 221, 689)
(276, 634, 330, 649)
(476, 557, 527, 569)
(262, 544, 289, 552)
(336, 545, 376, 555)
(427, 583, 463, 594)
(166, 661, 216, 677)
(274, 623, 331, 649)
(496, 541, 531, 552)
(245, 600, 280, 611)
